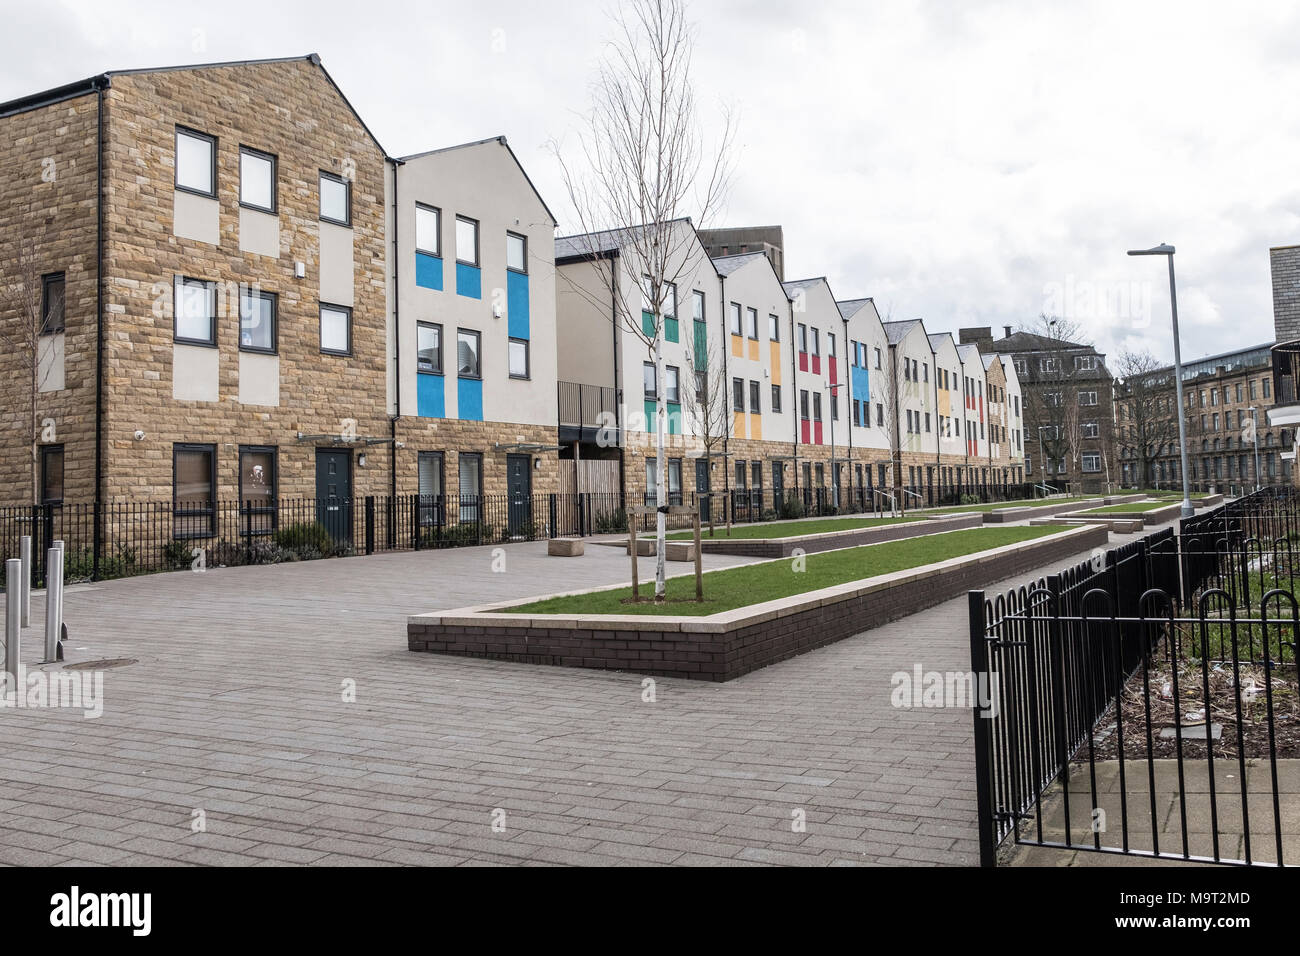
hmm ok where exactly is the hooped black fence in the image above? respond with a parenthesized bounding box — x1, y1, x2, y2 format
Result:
(971, 486, 1300, 867)
(0, 479, 1072, 589)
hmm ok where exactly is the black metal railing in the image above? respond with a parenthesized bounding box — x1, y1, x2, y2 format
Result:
(971, 486, 1300, 867)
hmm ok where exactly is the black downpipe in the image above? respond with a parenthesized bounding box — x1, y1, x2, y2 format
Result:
(789, 301, 799, 494)
(93, 78, 108, 581)
(389, 158, 401, 504)
(719, 274, 729, 510)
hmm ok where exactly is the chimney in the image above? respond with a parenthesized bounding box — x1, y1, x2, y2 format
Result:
(1003, 325, 1012, 339)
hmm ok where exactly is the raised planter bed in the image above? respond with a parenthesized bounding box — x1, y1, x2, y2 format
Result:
(982, 497, 1104, 524)
(1042, 515, 1143, 533)
(408, 524, 1108, 682)
(689, 512, 981, 558)
(1066, 501, 1181, 527)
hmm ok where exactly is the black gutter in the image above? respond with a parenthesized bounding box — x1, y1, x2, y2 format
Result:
(93, 76, 109, 580)
(389, 158, 402, 504)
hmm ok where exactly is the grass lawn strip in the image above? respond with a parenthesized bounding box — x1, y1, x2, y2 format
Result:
(510, 525, 1061, 617)
(659, 514, 929, 541)
(919, 496, 1098, 515)
(1077, 501, 1174, 515)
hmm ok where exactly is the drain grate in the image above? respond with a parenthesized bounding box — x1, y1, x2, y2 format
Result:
(63, 658, 137, 670)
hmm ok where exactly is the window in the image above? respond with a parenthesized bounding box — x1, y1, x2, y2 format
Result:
(922, 363, 928, 383)
(800, 390, 810, 420)
(417, 322, 442, 373)
(734, 461, 747, 490)
(644, 362, 658, 399)
(238, 446, 277, 535)
(924, 412, 931, 432)
(810, 328, 820, 356)
(875, 347, 882, 369)
(1078, 390, 1098, 406)
(798, 324, 808, 352)
(509, 338, 530, 379)
(1081, 422, 1099, 439)
(416, 204, 441, 256)
(506, 232, 527, 273)
(1081, 453, 1101, 473)
(1250, 379, 1258, 400)
(1264, 378, 1271, 398)
(458, 453, 482, 523)
(456, 216, 479, 266)
(320, 303, 351, 356)
(319, 171, 351, 226)
(668, 458, 682, 505)
(40, 272, 65, 335)
(175, 127, 216, 197)
(694, 369, 707, 403)
(457, 329, 481, 377)
(730, 302, 742, 336)
(174, 276, 216, 345)
(239, 147, 276, 212)
(746, 307, 759, 340)
(749, 380, 761, 414)
(646, 459, 660, 500)
(693, 290, 705, 322)
(239, 287, 277, 353)
(769, 313, 780, 341)
(173, 443, 216, 538)
(877, 403, 884, 427)
(417, 451, 445, 528)
(771, 384, 782, 413)
(813, 392, 823, 422)
(40, 445, 63, 505)
(733, 377, 745, 411)
(664, 283, 677, 319)
(665, 365, 680, 404)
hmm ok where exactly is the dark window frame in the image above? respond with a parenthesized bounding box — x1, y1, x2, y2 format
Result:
(319, 302, 353, 357)
(237, 444, 278, 536)
(508, 337, 530, 380)
(238, 286, 278, 355)
(665, 364, 681, 404)
(506, 231, 528, 275)
(415, 203, 442, 257)
(771, 384, 782, 413)
(173, 275, 216, 347)
(456, 215, 480, 267)
(732, 376, 745, 412)
(40, 271, 66, 335)
(416, 321, 443, 374)
(456, 328, 482, 379)
(40, 444, 64, 505)
(172, 442, 217, 540)
(238, 145, 278, 213)
(175, 126, 217, 199)
(749, 380, 761, 414)
(319, 170, 352, 227)
(417, 450, 446, 528)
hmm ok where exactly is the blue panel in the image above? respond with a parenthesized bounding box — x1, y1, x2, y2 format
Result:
(507, 270, 530, 339)
(416, 372, 445, 418)
(456, 262, 481, 299)
(458, 376, 483, 421)
(415, 252, 443, 291)
(851, 366, 871, 407)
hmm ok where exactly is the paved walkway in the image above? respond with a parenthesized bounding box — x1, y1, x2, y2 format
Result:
(0, 515, 1178, 866)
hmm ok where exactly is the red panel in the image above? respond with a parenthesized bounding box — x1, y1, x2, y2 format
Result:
(829, 357, 838, 383)
(814, 422, 823, 445)
(799, 352, 808, 372)
(812, 355, 821, 375)
(801, 419, 811, 444)
(979, 395, 984, 421)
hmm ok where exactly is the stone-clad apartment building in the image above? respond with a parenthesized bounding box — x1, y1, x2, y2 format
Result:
(1, 53, 1027, 535)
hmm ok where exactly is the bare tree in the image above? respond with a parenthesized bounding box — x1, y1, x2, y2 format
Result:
(551, 0, 735, 601)
(0, 203, 61, 504)
(1113, 349, 1181, 488)
(681, 341, 730, 534)
(1021, 312, 1095, 485)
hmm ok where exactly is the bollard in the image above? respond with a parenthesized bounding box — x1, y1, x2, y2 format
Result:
(45, 547, 63, 664)
(53, 541, 65, 627)
(5, 558, 20, 682)
(19, 535, 31, 628)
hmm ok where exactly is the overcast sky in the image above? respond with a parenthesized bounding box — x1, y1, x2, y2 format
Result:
(4, 0, 1297, 366)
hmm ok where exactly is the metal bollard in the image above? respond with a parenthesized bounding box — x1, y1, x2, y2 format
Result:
(5, 558, 20, 681)
(19, 535, 31, 628)
(53, 541, 65, 628)
(45, 547, 63, 664)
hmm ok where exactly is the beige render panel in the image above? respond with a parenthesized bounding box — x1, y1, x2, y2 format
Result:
(37, 333, 65, 393)
(319, 221, 354, 306)
(173, 189, 219, 245)
(237, 350, 280, 407)
(238, 206, 280, 258)
(172, 343, 219, 402)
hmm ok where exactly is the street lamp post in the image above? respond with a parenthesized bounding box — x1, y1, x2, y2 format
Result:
(1249, 405, 1262, 492)
(1128, 243, 1194, 519)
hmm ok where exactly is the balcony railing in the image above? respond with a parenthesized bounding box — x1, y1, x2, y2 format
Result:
(1271, 340, 1300, 406)
(558, 381, 618, 432)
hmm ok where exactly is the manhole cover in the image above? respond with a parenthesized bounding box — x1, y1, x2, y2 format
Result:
(64, 658, 136, 670)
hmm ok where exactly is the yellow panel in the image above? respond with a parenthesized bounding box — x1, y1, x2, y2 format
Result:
(749, 413, 762, 441)
(769, 342, 782, 385)
(731, 334, 744, 358)
(748, 339, 759, 361)
(733, 411, 747, 439)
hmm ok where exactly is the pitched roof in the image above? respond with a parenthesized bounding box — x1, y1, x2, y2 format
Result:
(927, 332, 956, 352)
(837, 297, 874, 319)
(781, 276, 826, 297)
(398, 135, 556, 224)
(996, 330, 1092, 352)
(0, 54, 389, 156)
(712, 251, 767, 277)
(883, 319, 922, 344)
(554, 218, 694, 261)
(957, 343, 984, 367)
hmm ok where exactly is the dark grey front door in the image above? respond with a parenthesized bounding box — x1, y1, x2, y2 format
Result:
(316, 449, 352, 544)
(506, 454, 532, 536)
(695, 458, 710, 521)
